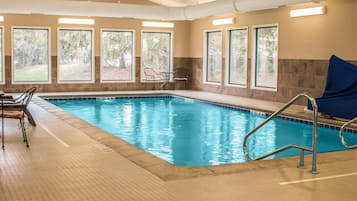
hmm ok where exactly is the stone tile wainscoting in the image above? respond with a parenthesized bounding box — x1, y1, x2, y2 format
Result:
(192, 58, 357, 105)
(3, 55, 356, 106)
(2, 56, 192, 92)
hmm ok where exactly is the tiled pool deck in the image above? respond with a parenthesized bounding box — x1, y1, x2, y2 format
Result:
(1, 90, 357, 200)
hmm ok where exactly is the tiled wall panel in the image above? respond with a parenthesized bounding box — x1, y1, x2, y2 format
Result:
(3, 55, 355, 106)
(2, 56, 192, 92)
(192, 58, 357, 105)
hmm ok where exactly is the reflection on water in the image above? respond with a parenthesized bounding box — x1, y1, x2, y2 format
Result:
(49, 97, 357, 166)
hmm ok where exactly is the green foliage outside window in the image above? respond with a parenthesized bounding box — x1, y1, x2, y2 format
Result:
(255, 26, 278, 88)
(13, 28, 49, 82)
(229, 29, 248, 85)
(58, 29, 93, 81)
(0, 28, 2, 82)
(101, 31, 133, 81)
(141, 32, 171, 80)
(206, 31, 222, 83)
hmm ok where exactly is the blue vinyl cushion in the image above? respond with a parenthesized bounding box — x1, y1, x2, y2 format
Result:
(307, 55, 357, 119)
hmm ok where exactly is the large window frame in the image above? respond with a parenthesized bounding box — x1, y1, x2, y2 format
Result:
(11, 26, 51, 84)
(57, 28, 95, 84)
(251, 24, 279, 91)
(100, 29, 135, 83)
(0, 26, 4, 84)
(203, 30, 223, 85)
(225, 27, 248, 88)
(140, 30, 173, 83)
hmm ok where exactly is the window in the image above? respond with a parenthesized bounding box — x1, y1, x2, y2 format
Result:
(227, 28, 248, 86)
(0, 27, 3, 84)
(204, 31, 222, 83)
(101, 30, 135, 82)
(252, 25, 279, 89)
(12, 27, 50, 83)
(58, 29, 94, 83)
(141, 31, 172, 81)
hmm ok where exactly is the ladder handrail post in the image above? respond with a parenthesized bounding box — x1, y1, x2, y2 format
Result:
(310, 96, 319, 174)
(298, 149, 305, 168)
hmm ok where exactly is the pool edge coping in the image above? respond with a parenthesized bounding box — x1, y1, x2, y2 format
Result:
(32, 92, 357, 181)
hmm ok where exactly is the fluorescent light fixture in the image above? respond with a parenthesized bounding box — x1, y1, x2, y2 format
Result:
(0, 16, 4, 22)
(142, 21, 174, 28)
(212, 18, 235, 26)
(290, 6, 326, 17)
(58, 18, 95, 25)
(198, 0, 216, 4)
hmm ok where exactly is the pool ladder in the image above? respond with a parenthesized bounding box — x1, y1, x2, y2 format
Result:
(339, 117, 357, 149)
(243, 93, 319, 174)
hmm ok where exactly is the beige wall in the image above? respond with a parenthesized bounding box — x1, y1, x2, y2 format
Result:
(0, 14, 191, 92)
(0, 14, 190, 57)
(188, 0, 357, 104)
(1, 0, 357, 97)
(189, 0, 357, 60)
(1, 0, 356, 61)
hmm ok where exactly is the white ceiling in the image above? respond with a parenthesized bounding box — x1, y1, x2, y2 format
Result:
(66, 0, 216, 7)
(0, 0, 316, 20)
(147, 0, 217, 7)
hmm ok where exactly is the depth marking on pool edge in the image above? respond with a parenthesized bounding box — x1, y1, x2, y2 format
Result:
(39, 122, 70, 148)
(279, 172, 357, 185)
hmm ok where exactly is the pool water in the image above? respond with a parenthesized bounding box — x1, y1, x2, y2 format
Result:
(48, 96, 357, 166)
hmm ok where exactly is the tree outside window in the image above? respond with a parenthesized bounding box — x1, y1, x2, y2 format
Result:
(228, 29, 248, 86)
(101, 30, 134, 82)
(0, 27, 3, 83)
(141, 32, 171, 81)
(255, 26, 278, 89)
(58, 29, 93, 82)
(206, 31, 222, 83)
(12, 28, 50, 83)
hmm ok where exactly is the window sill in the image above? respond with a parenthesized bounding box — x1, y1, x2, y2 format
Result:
(57, 80, 95, 84)
(203, 81, 222, 86)
(224, 83, 247, 88)
(140, 80, 174, 83)
(12, 81, 51, 85)
(251, 86, 277, 92)
(101, 80, 136, 84)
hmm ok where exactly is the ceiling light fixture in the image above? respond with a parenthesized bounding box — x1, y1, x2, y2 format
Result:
(212, 18, 235, 26)
(198, 0, 216, 4)
(58, 18, 95, 25)
(142, 21, 174, 28)
(290, 6, 326, 17)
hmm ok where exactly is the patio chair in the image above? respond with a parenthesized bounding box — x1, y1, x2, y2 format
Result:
(2, 87, 37, 126)
(173, 68, 189, 82)
(1, 87, 37, 148)
(172, 68, 189, 89)
(143, 67, 162, 81)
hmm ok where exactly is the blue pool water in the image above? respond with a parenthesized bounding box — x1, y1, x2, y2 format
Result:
(48, 96, 357, 166)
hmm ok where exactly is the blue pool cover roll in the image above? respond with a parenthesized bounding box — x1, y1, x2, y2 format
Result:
(307, 55, 357, 120)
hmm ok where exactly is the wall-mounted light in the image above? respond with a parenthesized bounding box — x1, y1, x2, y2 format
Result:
(212, 18, 235, 26)
(0, 16, 4, 22)
(58, 18, 95, 25)
(198, 0, 216, 4)
(290, 6, 326, 17)
(142, 21, 174, 28)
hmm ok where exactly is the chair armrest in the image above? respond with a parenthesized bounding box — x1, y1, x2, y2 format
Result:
(0, 95, 14, 100)
(0, 103, 25, 111)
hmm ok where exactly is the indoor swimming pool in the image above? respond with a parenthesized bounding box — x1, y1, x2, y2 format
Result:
(47, 96, 357, 166)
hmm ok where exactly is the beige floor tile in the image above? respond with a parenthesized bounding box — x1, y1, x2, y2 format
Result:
(1, 90, 357, 201)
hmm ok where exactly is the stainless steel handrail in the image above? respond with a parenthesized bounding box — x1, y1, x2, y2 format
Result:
(339, 117, 357, 149)
(243, 93, 319, 174)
